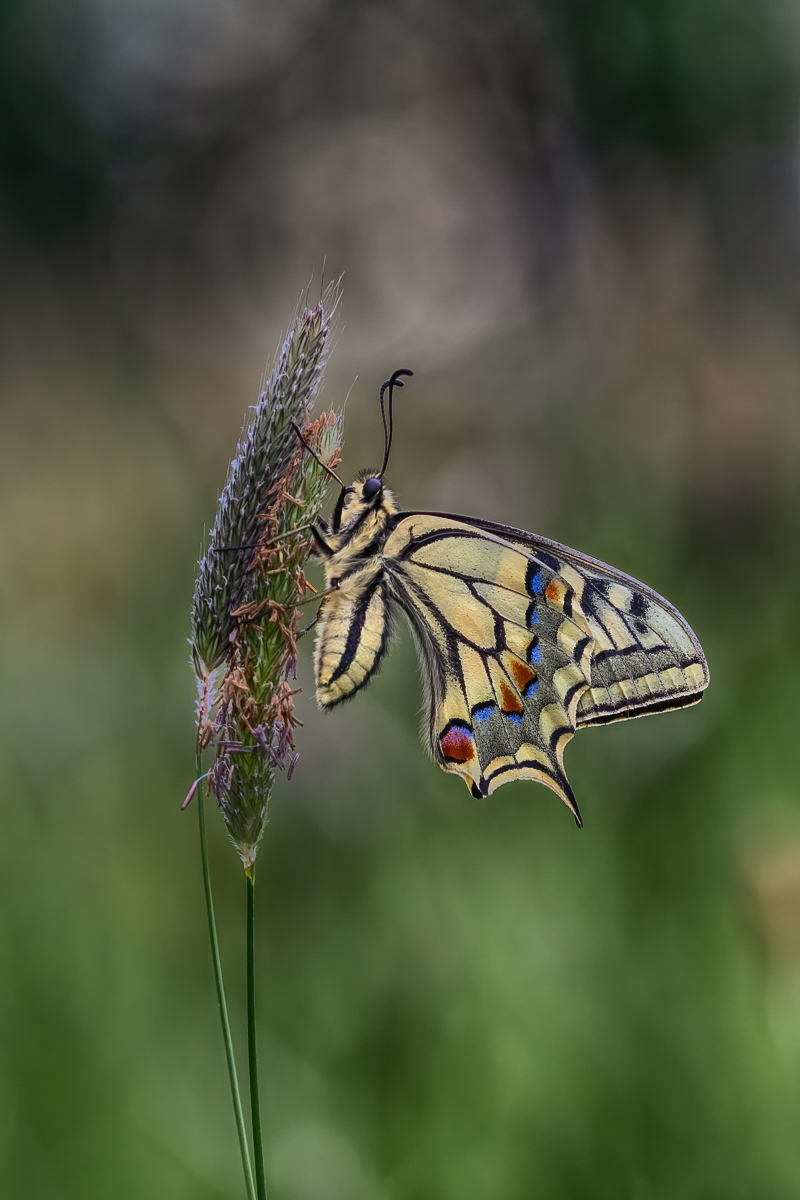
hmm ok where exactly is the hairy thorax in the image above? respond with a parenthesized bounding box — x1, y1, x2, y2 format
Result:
(322, 487, 398, 593)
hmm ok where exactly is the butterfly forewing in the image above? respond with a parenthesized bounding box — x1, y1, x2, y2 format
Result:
(572, 568, 708, 726)
(436, 515, 710, 728)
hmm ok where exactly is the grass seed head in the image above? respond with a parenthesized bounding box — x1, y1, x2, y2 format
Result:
(190, 282, 343, 869)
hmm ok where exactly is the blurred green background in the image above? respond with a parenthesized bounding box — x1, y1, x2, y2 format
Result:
(2, 0, 800, 1196)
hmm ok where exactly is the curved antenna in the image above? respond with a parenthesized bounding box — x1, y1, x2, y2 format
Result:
(378, 368, 413, 479)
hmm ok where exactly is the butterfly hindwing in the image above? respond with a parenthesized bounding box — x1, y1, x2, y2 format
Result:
(381, 515, 597, 820)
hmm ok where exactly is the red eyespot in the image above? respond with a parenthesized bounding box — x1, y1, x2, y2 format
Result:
(440, 724, 475, 763)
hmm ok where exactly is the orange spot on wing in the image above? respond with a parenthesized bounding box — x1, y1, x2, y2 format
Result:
(545, 580, 562, 604)
(500, 681, 524, 714)
(510, 660, 536, 691)
(440, 725, 475, 763)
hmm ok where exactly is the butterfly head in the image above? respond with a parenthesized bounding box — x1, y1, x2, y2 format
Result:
(338, 470, 398, 523)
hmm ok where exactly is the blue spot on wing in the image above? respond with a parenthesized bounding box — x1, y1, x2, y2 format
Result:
(504, 712, 524, 725)
(523, 680, 539, 697)
(529, 645, 541, 663)
(526, 563, 544, 595)
(472, 703, 495, 723)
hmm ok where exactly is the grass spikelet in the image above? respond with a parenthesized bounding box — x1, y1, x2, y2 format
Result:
(190, 282, 343, 870)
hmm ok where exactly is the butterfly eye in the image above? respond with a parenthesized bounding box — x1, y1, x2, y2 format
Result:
(362, 477, 383, 500)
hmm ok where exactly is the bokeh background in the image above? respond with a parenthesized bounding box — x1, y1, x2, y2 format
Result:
(2, 0, 800, 1196)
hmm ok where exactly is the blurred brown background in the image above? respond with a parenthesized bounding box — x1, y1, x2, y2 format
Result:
(2, 1, 800, 1197)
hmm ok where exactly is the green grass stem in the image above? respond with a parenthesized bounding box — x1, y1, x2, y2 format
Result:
(196, 753, 257, 1200)
(246, 869, 268, 1200)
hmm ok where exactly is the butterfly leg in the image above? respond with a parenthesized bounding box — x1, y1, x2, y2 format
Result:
(297, 611, 322, 638)
(310, 521, 334, 557)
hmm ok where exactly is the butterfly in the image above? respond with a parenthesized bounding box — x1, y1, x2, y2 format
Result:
(304, 370, 709, 826)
